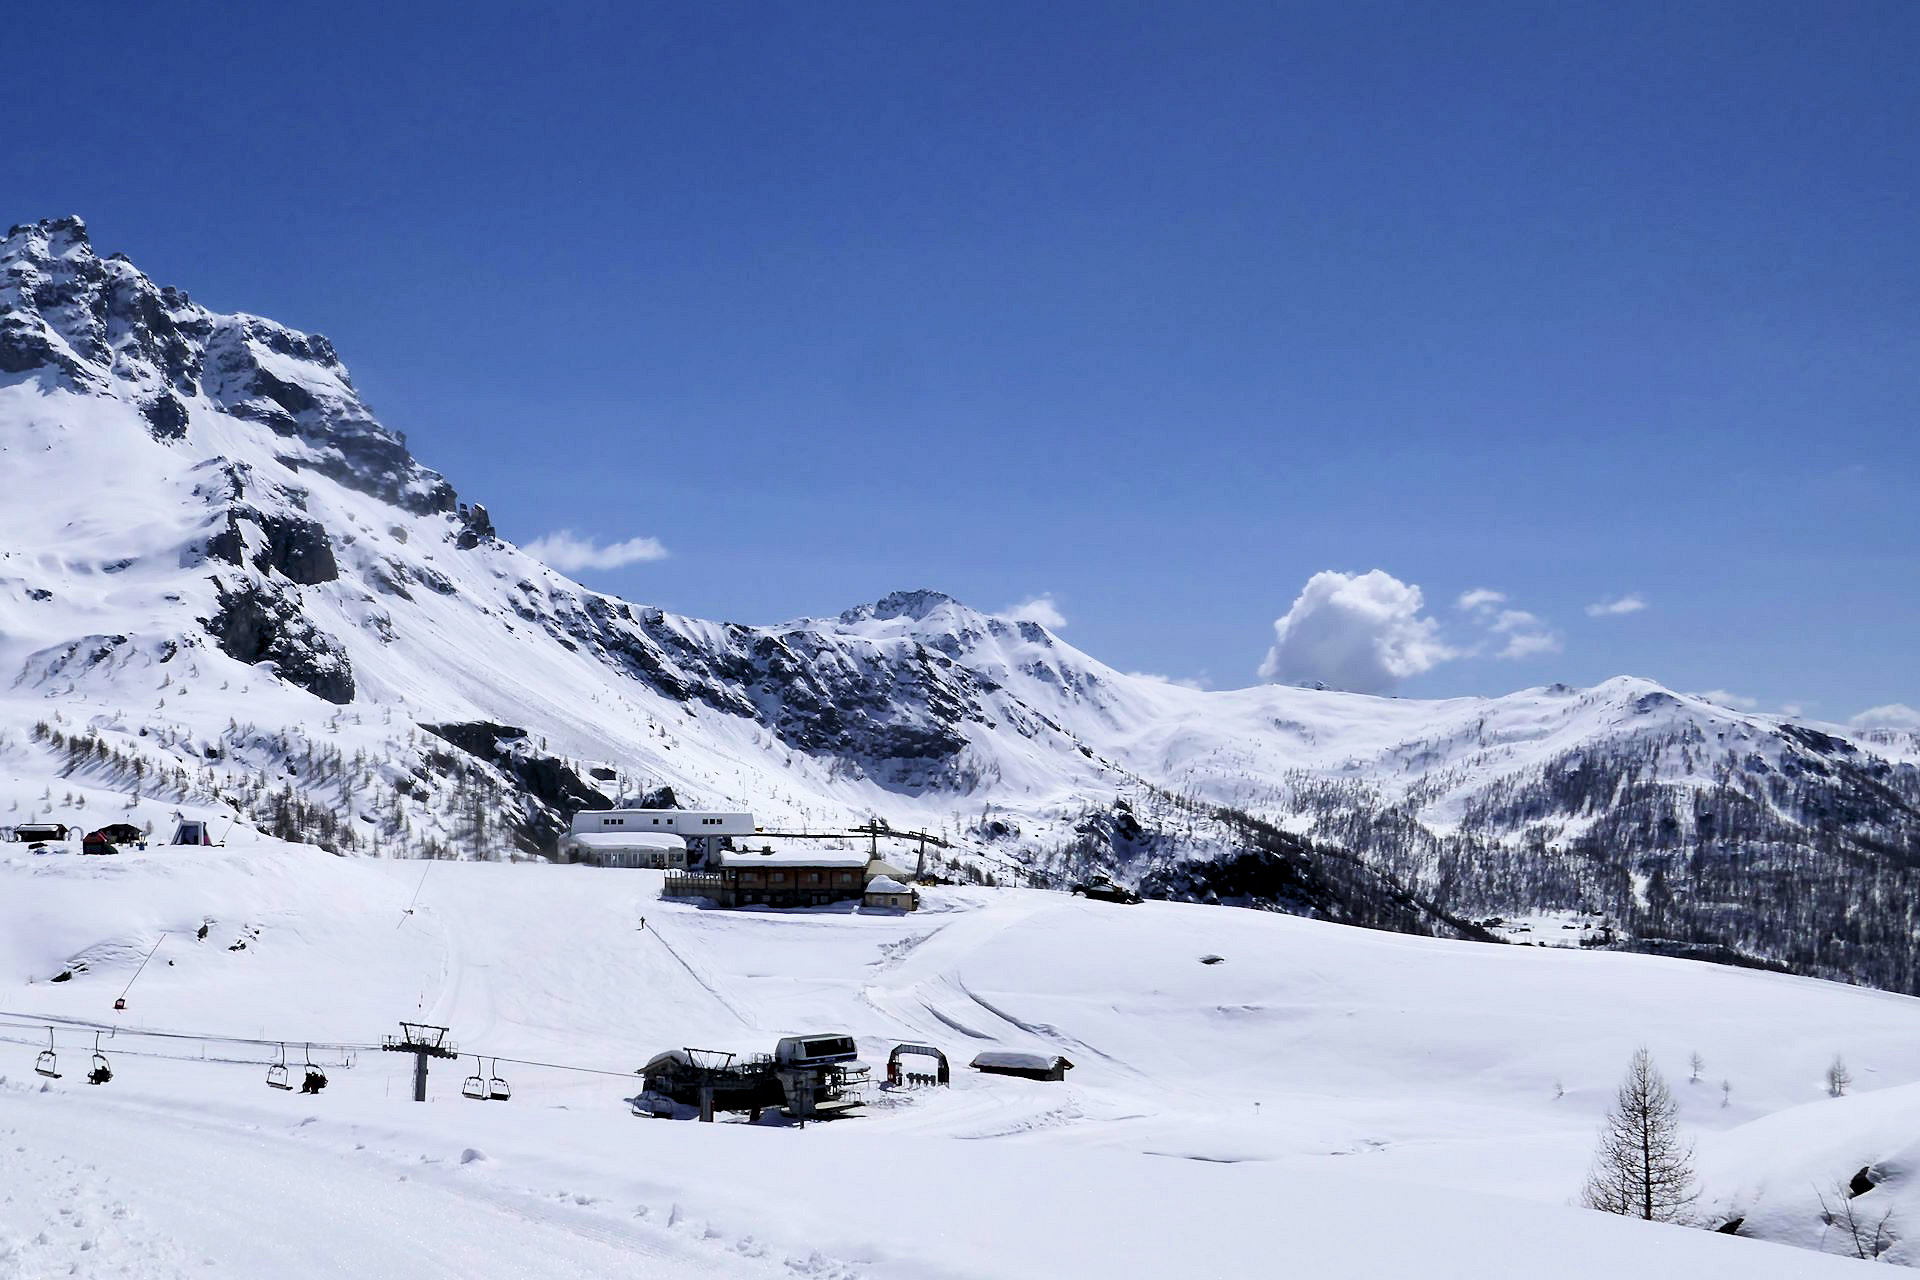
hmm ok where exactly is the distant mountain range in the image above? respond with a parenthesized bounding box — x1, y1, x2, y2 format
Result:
(4, 215, 1918, 990)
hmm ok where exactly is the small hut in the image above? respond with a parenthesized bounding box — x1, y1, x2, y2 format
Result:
(970, 1051, 1073, 1082)
(170, 819, 216, 846)
(863, 875, 917, 912)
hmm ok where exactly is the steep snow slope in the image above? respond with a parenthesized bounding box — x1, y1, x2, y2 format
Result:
(1, 843, 1911, 1273)
(3, 214, 1919, 990)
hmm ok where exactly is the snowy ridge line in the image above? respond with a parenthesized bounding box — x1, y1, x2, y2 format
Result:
(3, 217, 1918, 995)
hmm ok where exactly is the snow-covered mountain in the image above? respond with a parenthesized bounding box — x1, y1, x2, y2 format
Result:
(4, 215, 1918, 988)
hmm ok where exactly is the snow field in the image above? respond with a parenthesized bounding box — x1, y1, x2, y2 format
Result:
(3, 846, 1916, 1273)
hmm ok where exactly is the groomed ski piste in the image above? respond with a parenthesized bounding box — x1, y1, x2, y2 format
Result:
(3, 838, 1916, 1277)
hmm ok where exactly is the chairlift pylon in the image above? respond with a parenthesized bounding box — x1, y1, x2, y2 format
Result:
(487, 1057, 511, 1102)
(266, 1042, 291, 1091)
(461, 1055, 488, 1101)
(88, 1031, 112, 1086)
(34, 1027, 59, 1079)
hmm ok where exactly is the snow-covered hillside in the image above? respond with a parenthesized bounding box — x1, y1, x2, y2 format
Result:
(2, 844, 1912, 1274)
(3, 214, 1919, 993)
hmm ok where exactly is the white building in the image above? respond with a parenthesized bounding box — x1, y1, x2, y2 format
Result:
(569, 809, 755, 837)
(569, 809, 754, 868)
(562, 829, 687, 869)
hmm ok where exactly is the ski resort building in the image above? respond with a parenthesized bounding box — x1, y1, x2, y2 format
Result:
(662, 847, 875, 908)
(562, 830, 687, 868)
(566, 809, 753, 867)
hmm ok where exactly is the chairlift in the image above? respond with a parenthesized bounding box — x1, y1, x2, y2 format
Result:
(487, 1058, 511, 1102)
(88, 1031, 112, 1086)
(461, 1055, 489, 1101)
(266, 1043, 292, 1091)
(300, 1043, 329, 1094)
(113, 997, 127, 1011)
(34, 1027, 59, 1079)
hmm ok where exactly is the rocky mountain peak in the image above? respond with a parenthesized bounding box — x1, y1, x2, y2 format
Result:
(0, 214, 455, 515)
(838, 588, 966, 625)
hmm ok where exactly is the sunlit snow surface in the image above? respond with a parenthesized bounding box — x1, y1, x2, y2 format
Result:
(1, 845, 1910, 1276)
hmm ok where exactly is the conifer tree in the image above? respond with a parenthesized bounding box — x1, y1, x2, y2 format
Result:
(1583, 1048, 1697, 1223)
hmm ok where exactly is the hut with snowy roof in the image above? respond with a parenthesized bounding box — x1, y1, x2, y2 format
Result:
(863, 875, 917, 912)
(970, 1051, 1073, 1082)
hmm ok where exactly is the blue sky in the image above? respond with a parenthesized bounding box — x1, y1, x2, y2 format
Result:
(8, 2, 1916, 720)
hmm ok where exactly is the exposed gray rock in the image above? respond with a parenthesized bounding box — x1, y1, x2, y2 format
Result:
(206, 507, 339, 585)
(1, 216, 456, 514)
(202, 578, 354, 704)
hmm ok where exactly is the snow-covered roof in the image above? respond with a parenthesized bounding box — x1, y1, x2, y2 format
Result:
(565, 831, 686, 851)
(716, 848, 869, 869)
(971, 1051, 1072, 1071)
(865, 876, 910, 893)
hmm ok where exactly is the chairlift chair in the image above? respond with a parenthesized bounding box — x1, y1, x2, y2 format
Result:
(88, 1031, 112, 1086)
(34, 1027, 59, 1079)
(461, 1056, 489, 1101)
(300, 1044, 328, 1094)
(266, 1043, 292, 1091)
(487, 1058, 511, 1102)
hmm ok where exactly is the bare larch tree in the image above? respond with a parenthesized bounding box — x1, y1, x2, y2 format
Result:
(1583, 1047, 1698, 1223)
(1826, 1055, 1853, 1097)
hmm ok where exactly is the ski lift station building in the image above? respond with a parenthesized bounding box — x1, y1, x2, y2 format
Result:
(561, 809, 754, 868)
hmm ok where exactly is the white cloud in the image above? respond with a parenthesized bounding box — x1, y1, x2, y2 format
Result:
(1497, 629, 1562, 660)
(1482, 609, 1560, 659)
(1850, 703, 1920, 731)
(1259, 570, 1456, 694)
(1455, 588, 1507, 613)
(1586, 594, 1648, 617)
(523, 530, 669, 571)
(1128, 671, 1209, 691)
(1689, 690, 1820, 719)
(1003, 594, 1067, 629)
(1692, 689, 1760, 710)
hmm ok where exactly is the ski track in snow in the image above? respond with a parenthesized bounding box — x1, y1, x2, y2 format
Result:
(0, 851, 1911, 1275)
(0, 1088, 804, 1279)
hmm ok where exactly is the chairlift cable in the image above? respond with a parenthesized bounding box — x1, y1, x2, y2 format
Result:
(115, 932, 168, 1005)
(397, 861, 433, 928)
(0, 1012, 377, 1056)
(4, 1012, 690, 1087)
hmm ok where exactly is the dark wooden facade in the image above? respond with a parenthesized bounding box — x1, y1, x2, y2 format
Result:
(664, 862, 866, 908)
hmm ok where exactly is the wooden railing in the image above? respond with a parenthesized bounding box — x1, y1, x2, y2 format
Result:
(662, 871, 727, 898)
